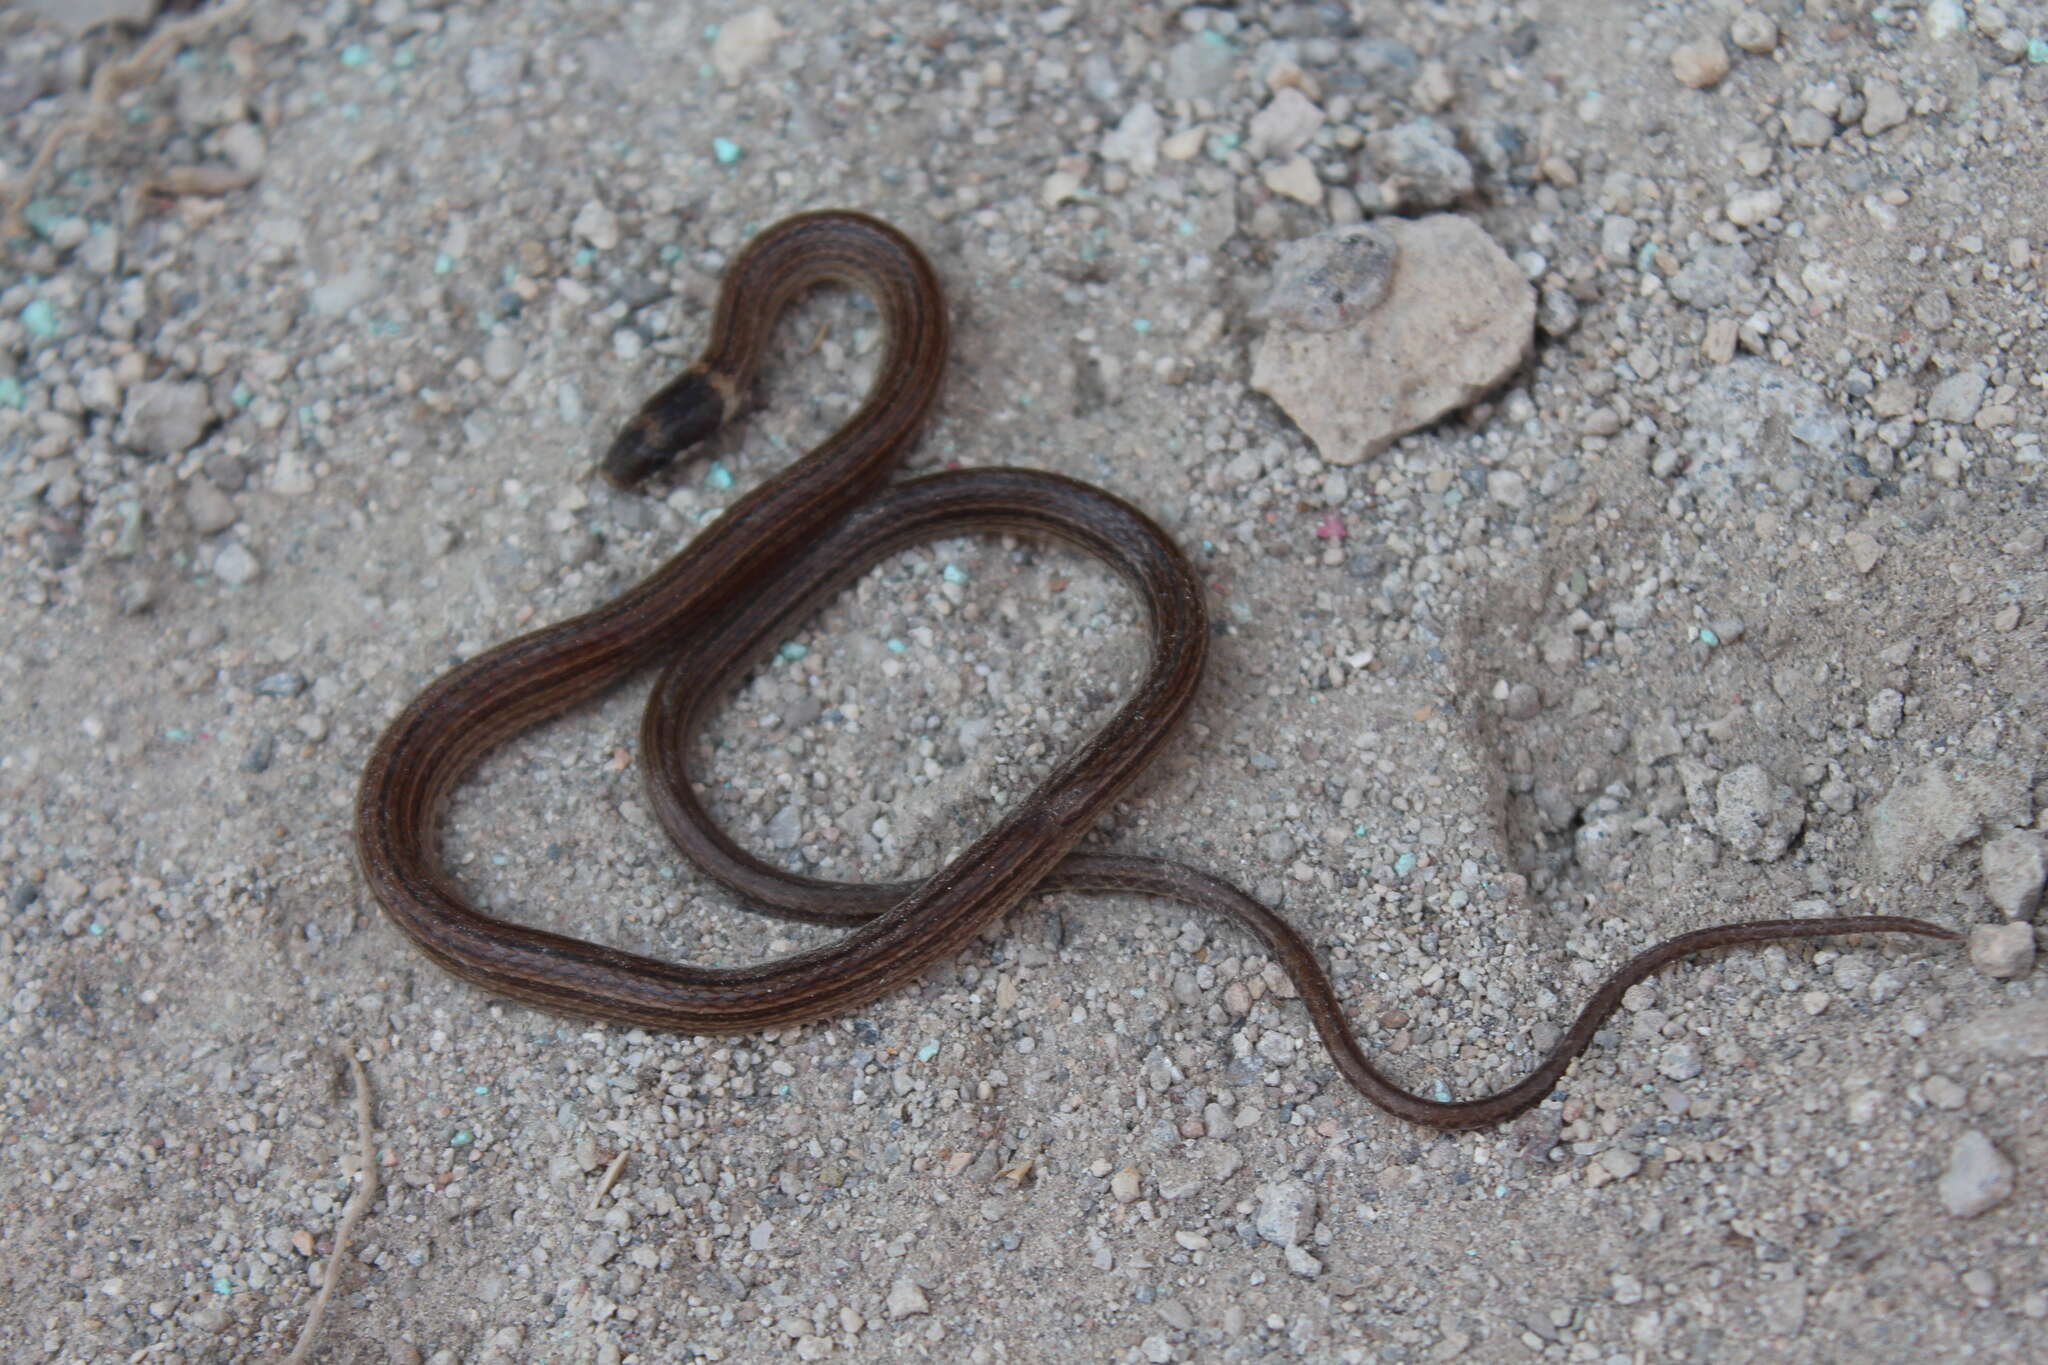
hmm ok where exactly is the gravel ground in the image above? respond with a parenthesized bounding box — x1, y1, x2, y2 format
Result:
(3, 2, 2046, 1362)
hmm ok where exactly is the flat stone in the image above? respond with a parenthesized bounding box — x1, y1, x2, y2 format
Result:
(885, 1275, 929, 1319)
(1726, 188, 1784, 226)
(1862, 79, 1909, 135)
(1869, 375, 1916, 418)
(1251, 216, 1533, 465)
(1938, 1131, 2015, 1218)
(1262, 156, 1323, 206)
(119, 381, 213, 456)
(1251, 225, 1397, 334)
(1785, 106, 1835, 148)
(1927, 371, 1987, 423)
(1981, 829, 2047, 919)
(1248, 88, 1324, 157)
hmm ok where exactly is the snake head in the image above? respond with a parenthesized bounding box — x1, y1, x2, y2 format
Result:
(600, 368, 728, 489)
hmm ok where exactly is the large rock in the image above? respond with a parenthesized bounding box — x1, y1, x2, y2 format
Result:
(1251, 216, 1533, 465)
(1866, 762, 2029, 880)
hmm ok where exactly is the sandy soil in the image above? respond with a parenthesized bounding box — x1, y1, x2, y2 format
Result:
(1, 2, 2044, 1361)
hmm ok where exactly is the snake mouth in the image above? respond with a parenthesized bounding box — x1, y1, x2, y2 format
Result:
(600, 369, 727, 489)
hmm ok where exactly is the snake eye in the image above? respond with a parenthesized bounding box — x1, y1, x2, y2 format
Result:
(600, 370, 727, 488)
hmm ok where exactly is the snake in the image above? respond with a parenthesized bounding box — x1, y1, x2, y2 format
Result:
(354, 209, 1959, 1129)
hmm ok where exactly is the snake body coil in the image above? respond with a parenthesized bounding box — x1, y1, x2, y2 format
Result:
(356, 210, 1956, 1129)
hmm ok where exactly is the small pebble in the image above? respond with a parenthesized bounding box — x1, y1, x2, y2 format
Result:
(1939, 1131, 2016, 1218)
(212, 542, 262, 587)
(1713, 763, 1803, 862)
(1725, 188, 1783, 227)
(1670, 40, 1731, 90)
(710, 7, 786, 84)
(1866, 687, 1905, 737)
(1861, 79, 1909, 136)
(1729, 10, 1779, 54)
(1969, 922, 2035, 980)
(183, 483, 238, 535)
(483, 332, 525, 382)
(1253, 1180, 1316, 1246)
(572, 199, 619, 251)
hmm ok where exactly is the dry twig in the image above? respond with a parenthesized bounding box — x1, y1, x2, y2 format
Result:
(282, 1051, 377, 1365)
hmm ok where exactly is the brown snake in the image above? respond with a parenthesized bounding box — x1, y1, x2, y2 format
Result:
(355, 210, 1958, 1129)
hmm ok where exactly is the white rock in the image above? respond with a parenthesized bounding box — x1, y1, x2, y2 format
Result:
(1658, 1042, 1703, 1081)
(1982, 829, 2048, 919)
(711, 8, 786, 84)
(212, 542, 261, 587)
(1970, 922, 2035, 980)
(572, 199, 619, 252)
(272, 450, 316, 496)
(1251, 216, 1533, 465)
(1726, 188, 1784, 227)
(1248, 88, 1324, 157)
(1253, 1180, 1316, 1246)
(884, 1275, 929, 1319)
(1040, 169, 1085, 209)
(1939, 1131, 2015, 1218)
(1101, 102, 1164, 177)
(1925, 0, 1969, 41)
